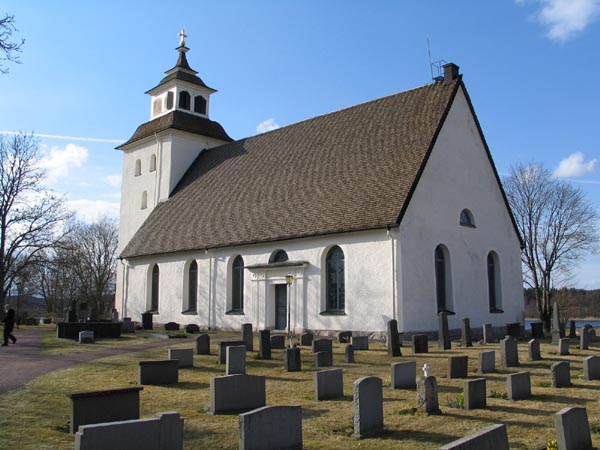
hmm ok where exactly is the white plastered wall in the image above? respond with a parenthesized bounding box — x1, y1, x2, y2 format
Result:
(398, 86, 524, 332)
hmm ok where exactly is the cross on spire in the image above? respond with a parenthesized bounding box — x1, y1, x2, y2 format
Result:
(178, 28, 187, 47)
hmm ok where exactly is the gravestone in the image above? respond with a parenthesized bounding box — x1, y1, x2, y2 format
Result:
(351, 336, 369, 351)
(196, 334, 210, 355)
(528, 339, 541, 361)
(558, 338, 570, 356)
(168, 348, 194, 368)
(584, 324, 596, 342)
(438, 312, 451, 350)
(506, 323, 521, 338)
(551, 361, 572, 388)
(387, 319, 401, 356)
(218, 340, 246, 364)
(412, 334, 428, 354)
(461, 318, 473, 347)
(226, 345, 246, 375)
(554, 407, 592, 450)
(242, 323, 253, 352)
(551, 302, 564, 344)
(239, 406, 302, 450)
(338, 331, 352, 343)
(258, 329, 271, 360)
(448, 355, 468, 379)
(121, 318, 135, 334)
(79, 331, 94, 344)
(141, 312, 153, 330)
(164, 322, 179, 331)
(314, 368, 343, 400)
(300, 332, 313, 347)
(569, 321, 577, 338)
(138, 360, 179, 385)
(312, 338, 332, 354)
(345, 344, 355, 363)
(500, 336, 519, 367)
(315, 351, 333, 368)
(417, 376, 441, 415)
(583, 355, 600, 381)
(530, 322, 544, 338)
(391, 361, 416, 389)
(478, 351, 496, 374)
(580, 328, 590, 350)
(210, 374, 266, 414)
(285, 346, 301, 372)
(483, 323, 494, 344)
(353, 377, 383, 438)
(185, 324, 200, 334)
(464, 378, 486, 410)
(438, 424, 509, 450)
(270, 335, 285, 349)
(507, 371, 531, 400)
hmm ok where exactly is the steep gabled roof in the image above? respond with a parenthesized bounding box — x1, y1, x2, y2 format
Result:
(121, 78, 463, 258)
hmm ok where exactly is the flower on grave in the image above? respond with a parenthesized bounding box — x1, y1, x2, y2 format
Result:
(546, 439, 558, 450)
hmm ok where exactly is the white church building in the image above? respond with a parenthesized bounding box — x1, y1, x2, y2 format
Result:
(115, 34, 524, 335)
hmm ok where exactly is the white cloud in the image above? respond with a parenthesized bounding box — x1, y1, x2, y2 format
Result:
(38, 143, 88, 184)
(554, 152, 597, 177)
(67, 199, 120, 223)
(106, 174, 122, 188)
(256, 118, 280, 134)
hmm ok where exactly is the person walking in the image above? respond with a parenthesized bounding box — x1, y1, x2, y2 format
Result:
(1, 307, 17, 346)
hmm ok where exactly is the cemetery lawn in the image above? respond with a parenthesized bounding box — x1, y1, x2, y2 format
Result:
(2, 332, 600, 449)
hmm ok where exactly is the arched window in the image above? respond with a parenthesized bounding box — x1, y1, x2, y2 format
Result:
(460, 209, 475, 227)
(187, 260, 198, 312)
(269, 249, 289, 263)
(194, 95, 207, 114)
(488, 251, 503, 312)
(166, 91, 174, 109)
(231, 256, 244, 311)
(135, 159, 141, 176)
(150, 154, 156, 172)
(179, 91, 191, 110)
(141, 191, 148, 210)
(150, 264, 159, 312)
(326, 246, 345, 312)
(435, 245, 453, 313)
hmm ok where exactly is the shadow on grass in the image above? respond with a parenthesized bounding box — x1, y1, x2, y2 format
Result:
(533, 393, 587, 405)
(488, 404, 551, 416)
(442, 411, 546, 429)
(301, 408, 328, 418)
(377, 428, 458, 444)
(169, 382, 208, 390)
(263, 375, 307, 383)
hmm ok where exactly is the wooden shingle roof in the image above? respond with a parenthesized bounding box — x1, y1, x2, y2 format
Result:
(121, 78, 463, 258)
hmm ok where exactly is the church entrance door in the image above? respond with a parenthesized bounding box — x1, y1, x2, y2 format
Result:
(275, 284, 287, 330)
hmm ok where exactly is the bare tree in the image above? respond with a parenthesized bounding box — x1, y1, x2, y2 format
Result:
(504, 163, 599, 330)
(0, 133, 72, 312)
(0, 14, 24, 74)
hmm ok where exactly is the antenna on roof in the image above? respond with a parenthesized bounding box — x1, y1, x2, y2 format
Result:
(427, 38, 446, 82)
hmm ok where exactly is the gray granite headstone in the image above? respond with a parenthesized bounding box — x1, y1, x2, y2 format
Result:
(387, 319, 401, 356)
(461, 318, 473, 347)
(448, 355, 468, 379)
(438, 312, 451, 350)
(196, 334, 210, 355)
(239, 406, 302, 450)
(558, 338, 570, 356)
(226, 345, 246, 375)
(168, 348, 194, 368)
(528, 339, 541, 361)
(478, 350, 495, 374)
(353, 376, 383, 438)
(438, 424, 509, 450)
(351, 336, 369, 350)
(391, 361, 416, 389)
(258, 329, 271, 360)
(315, 351, 333, 368)
(345, 344, 355, 363)
(210, 374, 266, 415)
(242, 323, 253, 352)
(500, 336, 519, 367)
(300, 332, 313, 347)
(138, 360, 179, 385)
(312, 339, 332, 354)
(218, 340, 246, 364)
(314, 368, 343, 400)
(507, 371, 531, 400)
(551, 361, 572, 388)
(554, 407, 592, 450)
(483, 323, 494, 344)
(464, 378, 486, 410)
(583, 355, 600, 381)
(417, 376, 441, 415)
(285, 346, 301, 372)
(412, 334, 428, 354)
(580, 328, 590, 350)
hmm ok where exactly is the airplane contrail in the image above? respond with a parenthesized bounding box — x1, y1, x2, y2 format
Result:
(0, 131, 124, 144)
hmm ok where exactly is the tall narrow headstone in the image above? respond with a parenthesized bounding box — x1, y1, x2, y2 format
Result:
(411, 334, 428, 354)
(242, 323, 253, 352)
(285, 346, 301, 372)
(461, 318, 473, 347)
(483, 323, 494, 344)
(345, 344, 355, 363)
(528, 339, 541, 361)
(258, 329, 271, 360)
(226, 345, 246, 375)
(580, 328, 590, 350)
(387, 319, 401, 357)
(353, 377, 383, 438)
(500, 336, 519, 367)
(417, 376, 441, 415)
(558, 338, 570, 356)
(568, 320, 577, 338)
(583, 356, 600, 381)
(438, 312, 451, 350)
(196, 334, 210, 355)
(554, 407, 592, 450)
(551, 302, 563, 345)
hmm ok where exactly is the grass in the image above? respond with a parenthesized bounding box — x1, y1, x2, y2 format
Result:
(1, 332, 600, 449)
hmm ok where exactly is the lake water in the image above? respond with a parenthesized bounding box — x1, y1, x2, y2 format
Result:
(525, 319, 600, 329)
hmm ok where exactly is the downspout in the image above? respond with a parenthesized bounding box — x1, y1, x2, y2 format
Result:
(387, 226, 397, 322)
(206, 248, 212, 330)
(119, 257, 127, 318)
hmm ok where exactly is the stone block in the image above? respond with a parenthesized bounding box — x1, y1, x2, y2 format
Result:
(583, 355, 600, 381)
(391, 361, 416, 389)
(141, 312, 153, 330)
(580, 328, 590, 350)
(558, 338, 570, 356)
(500, 336, 519, 368)
(315, 351, 333, 368)
(448, 355, 468, 379)
(552, 361, 572, 388)
(478, 351, 495, 374)
(195, 334, 210, 355)
(242, 323, 253, 352)
(338, 331, 352, 343)
(300, 332, 313, 347)
(226, 345, 246, 375)
(569, 321, 577, 338)
(270, 335, 286, 349)
(528, 339, 541, 361)
(218, 340, 246, 364)
(417, 376, 440, 415)
(438, 312, 451, 350)
(387, 319, 402, 356)
(210, 374, 266, 414)
(461, 318, 473, 347)
(314, 368, 343, 400)
(530, 322, 544, 338)
(351, 336, 369, 350)
(345, 344, 355, 363)
(239, 406, 302, 450)
(353, 376, 383, 438)
(184, 324, 200, 334)
(258, 329, 271, 360)
(437, 424, 509, 450)
(312, 338, 332, 354)
(483, 323, 494, 344)
(506, 322, 521, 338)
(164, 322, 179, 331)
(285, 347, 301, 372)
(412, 334, 429, 354)
(69, 387, 143, 434)
(554, 407, 592, 450)
(74, 411, 183, 450)
(138, 360, 179, 385)
(464, 378, 486, 410)
(168, 348, 194, 368)
(79, 331, 95, 344)
(121, 318, 135, 334)
(507, 371, 531, 400)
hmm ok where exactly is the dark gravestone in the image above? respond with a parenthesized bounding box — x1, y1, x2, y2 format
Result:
(417, 376, 441, 415)
(507, 371, 531, 400)
(218, 340, 246, 364)
(138, 360, 179, 385)
(580, 328, 590, 350)
(121, 318, 135, 333)
(448, 355, 468, 379)
(554, 407, 593, 450)
(500, 336, 519, 367)
(569, 321, 577, 338)
(345, 344, 355, 363)
(551, 361, 572, 388)
(270, 335, 286, 349)
(506, 323, 521, 338)
(239, 406, 303, 450)
(461, 318, 473, 347)
(285, 347, 301, 372)
(353, 377, 383, 438)
(258, 329, 272, 360)
(242, 323, 253, 352)
(387, 319, 401, 357)
(57, 322, 121, 339)
(528, 339, 541, 361)
(314, 368, 343, 401)
(464, 378, 486, 410)
(164, 322, 179, 331)
(438, 312, 451, 350)
(338, 331, 352, 343)
(483, 323, 494, 344)
(583, 356, 600, 381)
(185, 324, 200, 334)
(312, 339, 332, 354)
(300, 332, 313, 347)
(196, 334, 210, 355)
(478, 351, 496, 373)
(585, 324, 596, 342)
(530, 322, 544, 338)
(438, 424, 509, 450)
(141, 312, 153, 330)
(210, 374, 266, 415)
(412, 334, 428, 354)
(315, 351, 333, 368)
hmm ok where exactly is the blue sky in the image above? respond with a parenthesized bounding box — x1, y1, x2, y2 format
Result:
(1, 1, 599, 288)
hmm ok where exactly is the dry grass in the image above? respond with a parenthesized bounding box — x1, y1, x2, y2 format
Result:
(1, 332, 600, 449)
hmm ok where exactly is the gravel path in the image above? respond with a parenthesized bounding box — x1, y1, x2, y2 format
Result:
(0, 328, 178, 395)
